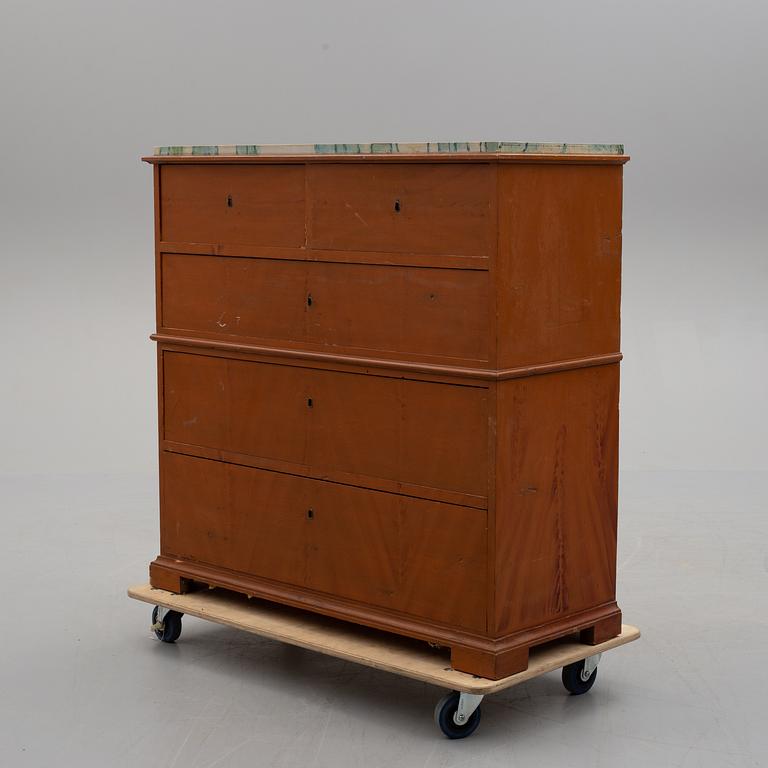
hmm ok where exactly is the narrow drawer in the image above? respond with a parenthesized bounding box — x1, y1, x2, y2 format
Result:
(162, 351, 489, 497)
(307, 163, 494, 258)
(160, 164, 305, 246)
(160, 253, 490, 362)
(160, 452, 487, 631)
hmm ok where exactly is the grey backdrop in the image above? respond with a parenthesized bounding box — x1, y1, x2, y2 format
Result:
(1, 0, 766, 475)
(1, 2, 767, 767)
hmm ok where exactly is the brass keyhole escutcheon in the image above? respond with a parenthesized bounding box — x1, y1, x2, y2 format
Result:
(393, 199, 401, 213)
(226, 194, 233, 208)
(307, 508, 314, 520)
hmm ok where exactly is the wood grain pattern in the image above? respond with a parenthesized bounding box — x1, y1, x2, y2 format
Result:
(160, 452, 487, 631)
(162, 349, 489, 497)
(493, 365, 620, 635)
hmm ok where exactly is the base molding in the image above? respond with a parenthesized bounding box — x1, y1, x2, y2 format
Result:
(150, 556, 622, 680)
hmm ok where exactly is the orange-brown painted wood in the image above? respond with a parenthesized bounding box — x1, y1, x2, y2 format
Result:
(306, 163, 496, 258)
(146, 152, 627, 678)
(495, 163, 623, 368)
(160, 253, 491, 364)
(160, 164, 305, 246)
(162, 349, 489, 497)
(493, 365, 622, 642)
(160, 452, 487, 632)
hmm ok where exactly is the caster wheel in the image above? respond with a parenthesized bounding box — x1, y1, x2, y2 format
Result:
(562, 659, 597, 695)
(151, 606, 183, 643)
(434, 692, 481, 739)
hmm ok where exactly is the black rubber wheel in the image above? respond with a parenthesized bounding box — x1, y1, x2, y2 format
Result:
(434, 692, 482, 739)
(151, 606, 183, 643)
(562, 659, 597, 695)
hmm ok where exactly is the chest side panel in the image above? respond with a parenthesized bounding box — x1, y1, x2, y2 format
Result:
(496, 164, 622, 368)
(493, 364, 620, 635)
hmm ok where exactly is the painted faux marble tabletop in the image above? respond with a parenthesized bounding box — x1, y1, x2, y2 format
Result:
(154, 141, 624, 157)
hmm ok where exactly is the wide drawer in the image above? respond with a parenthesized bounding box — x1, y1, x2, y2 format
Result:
(162, 350, 489, 498)
(160, 452, 487, 631)
(160, 253, 490, 362)
(307, 163, 494, 258)
(160, 164, 305, 246)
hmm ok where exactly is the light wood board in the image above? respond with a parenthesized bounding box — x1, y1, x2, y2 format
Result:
(128, 583, 640, 694)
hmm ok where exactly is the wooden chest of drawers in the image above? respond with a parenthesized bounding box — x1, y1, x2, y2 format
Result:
(144, 142, 627, 679)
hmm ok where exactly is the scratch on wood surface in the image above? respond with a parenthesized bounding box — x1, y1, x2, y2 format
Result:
(344, 201, 368, 226)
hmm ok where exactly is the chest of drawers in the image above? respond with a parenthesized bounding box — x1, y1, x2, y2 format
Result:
(144, 142, 627, 679)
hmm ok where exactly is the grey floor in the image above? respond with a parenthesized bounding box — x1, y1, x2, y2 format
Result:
(1, 471, 765, 768)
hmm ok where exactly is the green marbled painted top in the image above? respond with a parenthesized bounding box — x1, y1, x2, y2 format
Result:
(154, 141, 624, 157)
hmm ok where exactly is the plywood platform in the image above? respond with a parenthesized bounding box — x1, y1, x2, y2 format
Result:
(128, 584, 640, 694)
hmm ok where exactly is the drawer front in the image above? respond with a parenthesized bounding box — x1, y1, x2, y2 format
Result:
(160, 254, 489, 362)
(307, 163, 494, 257)
(160, 452, 487, 631)
(162, 351, 489, 497)
(161, 253, 307, 342)
(160, 164, 305, 246)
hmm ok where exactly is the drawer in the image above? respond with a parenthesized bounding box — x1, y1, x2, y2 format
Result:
(160, 452, 487, 631)
(160, 164, 305, 246)
(162, 351, 489, 497)
(307, 163, 494, 257)
(160, 253, 490, 362)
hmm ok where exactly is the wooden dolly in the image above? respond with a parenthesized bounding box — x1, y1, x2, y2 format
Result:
(128, 584, 640, 739)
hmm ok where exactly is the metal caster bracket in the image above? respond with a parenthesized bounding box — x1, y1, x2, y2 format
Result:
(581, 652, 602, 681)
(453, 692, 484, 726)
(151, 604, 171, 631)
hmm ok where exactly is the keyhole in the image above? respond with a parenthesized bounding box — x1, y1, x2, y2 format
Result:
(307, 294, 313, 307)
(226, 194, 233, 207)
(307, 508, 314, 519)
(393, 199, 401, 213)
(307, 397, 313, 408)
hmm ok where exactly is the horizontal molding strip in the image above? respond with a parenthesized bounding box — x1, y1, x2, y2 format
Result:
(163, 442, 488, 511)
(152, 333, 622, 381)
(159, 242, 490, 271)
(148, 558, 623, 660)
(150, 555, 491, 648)
(144, 154, 630, 166)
